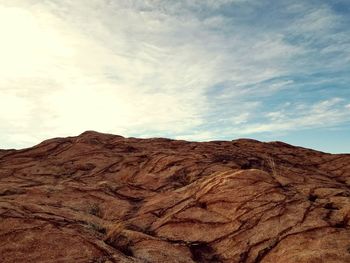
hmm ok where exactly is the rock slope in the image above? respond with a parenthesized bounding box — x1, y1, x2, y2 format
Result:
(0, 131, 349, 263)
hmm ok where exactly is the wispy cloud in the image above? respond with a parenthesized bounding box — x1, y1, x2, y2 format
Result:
(235, 98, 350, 135)
(0, 0, 349, 149)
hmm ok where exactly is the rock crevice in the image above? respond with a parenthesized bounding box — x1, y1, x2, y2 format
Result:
(0, 132, 349, 262)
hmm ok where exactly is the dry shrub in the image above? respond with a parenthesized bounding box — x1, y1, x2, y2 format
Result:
(105, 221, 125, 242)
(104, 221, 133, 256)
(87, 203, 102, 217)
(264, 156, 291, 187)
(266, 156, 278, 178)
(88, 222, 106, 234)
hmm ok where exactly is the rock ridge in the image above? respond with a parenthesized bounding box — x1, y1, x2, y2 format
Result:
(0, 131, 349, 262)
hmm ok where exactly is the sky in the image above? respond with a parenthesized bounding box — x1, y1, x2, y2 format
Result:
(0, 0, 349, 153)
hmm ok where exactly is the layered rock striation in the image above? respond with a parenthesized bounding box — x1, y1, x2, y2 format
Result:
(0, 131, 349, 262)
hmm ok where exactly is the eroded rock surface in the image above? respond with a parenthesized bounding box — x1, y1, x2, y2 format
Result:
(0, 131, 349, 262)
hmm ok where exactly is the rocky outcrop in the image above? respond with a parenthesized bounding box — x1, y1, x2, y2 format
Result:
(0, 131, 349, 262)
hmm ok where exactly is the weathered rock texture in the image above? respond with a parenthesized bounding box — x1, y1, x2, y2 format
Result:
(0, 131, 350, 263)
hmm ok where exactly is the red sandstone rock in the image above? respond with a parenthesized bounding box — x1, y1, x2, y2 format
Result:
(0, 131, 349, 262)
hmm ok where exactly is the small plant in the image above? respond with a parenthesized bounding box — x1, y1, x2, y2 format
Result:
(104, 221, 133, 256)
(87, 203, 102, 217)
(264, 156, 290, 187)
(88, 222, 106, 234)
(105, 221, 125, 243)
(324, 202, 338, 210)
(308, 194, 318, 202)
(266, 156, 278, 179)
(212, 154, 234, 164)
(169, 169, 196, 186)
(334, 215, 349, 229)
(264, 156, 291, 188)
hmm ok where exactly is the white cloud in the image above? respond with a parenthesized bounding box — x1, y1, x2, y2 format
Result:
(266, 111, 285, 121)
(232, 98, 350, 135)
(0, 0, 349, 148)
(231, 112, 251, 125)
(175, 131, 216, 141)
(292, 7, 337, 33)
(0, 1, 212, 146)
